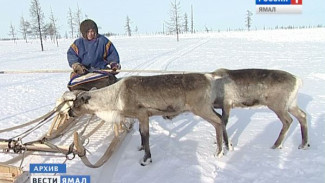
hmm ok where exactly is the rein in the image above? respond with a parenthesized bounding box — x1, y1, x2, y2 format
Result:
(0, 69, 202, 74)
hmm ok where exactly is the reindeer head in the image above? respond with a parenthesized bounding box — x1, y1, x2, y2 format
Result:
(61, 91, 92, 117)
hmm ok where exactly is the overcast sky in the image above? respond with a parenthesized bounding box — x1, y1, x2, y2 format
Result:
(1, 0, 324, 38)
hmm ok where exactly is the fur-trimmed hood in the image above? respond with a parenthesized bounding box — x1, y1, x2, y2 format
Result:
(80, 19, 98, 38)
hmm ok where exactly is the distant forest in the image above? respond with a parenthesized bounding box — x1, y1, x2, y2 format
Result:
(4, 0, 324, 47)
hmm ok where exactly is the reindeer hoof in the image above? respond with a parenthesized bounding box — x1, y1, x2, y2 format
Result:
(271, 144, 282, 149)
(228, 143, 234, 151)
(225, 141, 233, 151)
(298, 143, 310, 150)
(140, 158, 152, 166)
(214, 150, 224, 158)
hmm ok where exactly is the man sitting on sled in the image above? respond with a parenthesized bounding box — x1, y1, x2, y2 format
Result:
(67, 19, 121, 91)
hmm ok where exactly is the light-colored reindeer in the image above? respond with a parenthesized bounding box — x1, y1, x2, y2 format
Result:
(66, 73, 225, 166)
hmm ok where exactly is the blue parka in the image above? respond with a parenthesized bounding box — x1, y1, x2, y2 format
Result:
(67, 34, 120, 72)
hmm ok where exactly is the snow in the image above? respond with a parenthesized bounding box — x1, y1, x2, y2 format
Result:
(1, 28, 325, 183)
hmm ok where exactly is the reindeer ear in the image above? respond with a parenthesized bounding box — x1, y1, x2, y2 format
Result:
(81, 95, 91, 104)
(74, 94, 91, 107)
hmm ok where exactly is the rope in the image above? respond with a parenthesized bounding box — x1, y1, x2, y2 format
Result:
(0, 86, 136, 168)
(0, 110, 54, 134)
(0, 101, 67, 134)
(11, 115, 55, 140)
(107, 69, 198, 74)
(1, 107, 134, 169)
(75, 119, 134, 168)
(2, 115, 96, 158)
(19, 149, 27, 169)
(0, 70, 71, 74)
(42, 141, 68, 155)
(0, 69, 202, 74)
(1, 151, 66, 157)
(78, 115, 95, 138)
(0, 101, 69, 164)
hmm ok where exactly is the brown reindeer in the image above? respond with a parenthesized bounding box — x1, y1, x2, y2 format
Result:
(212, 68, 309, 150)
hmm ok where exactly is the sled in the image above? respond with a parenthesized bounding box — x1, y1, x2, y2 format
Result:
(0, 96, 135, 177)
(0, 164, 23, 183)
(0, 72, 135, 181)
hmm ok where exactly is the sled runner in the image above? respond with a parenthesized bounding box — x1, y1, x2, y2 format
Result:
(0, 71, 134, 182)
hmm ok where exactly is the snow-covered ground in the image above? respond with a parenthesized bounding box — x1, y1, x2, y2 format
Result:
(0, 28, 324, 183)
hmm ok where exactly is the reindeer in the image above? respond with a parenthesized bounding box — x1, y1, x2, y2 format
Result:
(66, 73, 226, 166)
(212, 68, 309, 150)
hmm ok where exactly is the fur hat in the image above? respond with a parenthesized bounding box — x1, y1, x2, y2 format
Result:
(80, 19, 98, 38)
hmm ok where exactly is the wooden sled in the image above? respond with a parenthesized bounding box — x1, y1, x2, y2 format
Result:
(0, 164, 29, 183)
(46, 96, 135, 168)
(0, 92, 135, 182)
(1, 73, 134, 180)
(0, 164, 22, 183)
(45, 97, 76, 140)
(45, 98, 135, 168)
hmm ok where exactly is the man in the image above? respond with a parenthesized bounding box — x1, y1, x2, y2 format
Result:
(67, 19, 120, 77)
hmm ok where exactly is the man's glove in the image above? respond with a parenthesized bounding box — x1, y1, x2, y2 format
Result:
(109, 62, 121, 71)
(72, 63, 88, 75)
(108, 62, 121, 75)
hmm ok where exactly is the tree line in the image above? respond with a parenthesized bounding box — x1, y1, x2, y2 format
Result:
(9, 0, 197, 47)
(8, 0, 86, 51)
(124, 0, 194, 41)
(164, 0, 194, 42)
(7, 0, 324, 50)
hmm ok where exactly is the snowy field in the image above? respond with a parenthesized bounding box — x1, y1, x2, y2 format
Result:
(0, 28, 325, 183)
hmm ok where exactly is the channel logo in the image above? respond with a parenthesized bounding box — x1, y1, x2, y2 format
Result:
(256, 0, 302, 14)
(29, 164, 90, 183)
(30, 175, 91, 183)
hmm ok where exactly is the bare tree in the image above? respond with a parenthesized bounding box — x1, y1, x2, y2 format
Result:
(183, 13, 189, 33)
(204, 26, 211, 33)
(75, 4, 83, 37)
(9, 23, 17, 43)
(49, 8, 59, 46)
(30, 0, 45, 51)
(43, 23, 52, 39)
(20, 16, 31, 43)
(64, 31, 68, 39)
(245, 10, 253, 31)
(162, 23, 165, 34)
(125, 16, 132, 36)
(166, 0, 182, 41)
(191, 4, 194, 33)
(67, 7, 75, 38)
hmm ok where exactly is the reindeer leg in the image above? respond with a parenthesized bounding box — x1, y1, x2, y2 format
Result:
(194, 107, 224, 158)
(138, 123, 144, 151)
(221, 107, 233, 151)
(289, 105, 309, 149)
(215, 123, 224, 157)
(271, 109, 293, 149)
(138, 115, 152, 166)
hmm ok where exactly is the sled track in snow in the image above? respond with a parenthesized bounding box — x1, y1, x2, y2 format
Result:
(124, 39, 210, 76)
